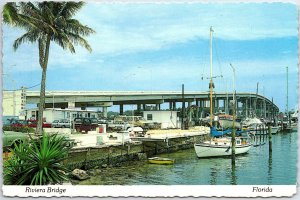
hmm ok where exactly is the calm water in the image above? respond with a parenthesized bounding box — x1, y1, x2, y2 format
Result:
(79, 131, 298, 185)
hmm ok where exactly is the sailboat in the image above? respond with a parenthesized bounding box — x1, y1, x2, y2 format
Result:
(280, 66, 294, 133)
(194, 27, 252, 158)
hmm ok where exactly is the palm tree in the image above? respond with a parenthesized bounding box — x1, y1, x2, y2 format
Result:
(3, 2, 95, 134)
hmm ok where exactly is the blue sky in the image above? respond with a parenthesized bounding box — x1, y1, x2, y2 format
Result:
(2, 2, 299, 112)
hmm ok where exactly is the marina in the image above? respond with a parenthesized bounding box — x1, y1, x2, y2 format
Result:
(75, 131, 297, 185)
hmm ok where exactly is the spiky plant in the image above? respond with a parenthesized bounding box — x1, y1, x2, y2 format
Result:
(4, 133, 71, 185)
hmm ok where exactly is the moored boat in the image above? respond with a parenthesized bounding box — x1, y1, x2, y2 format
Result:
(194, 27, 252, 158)
(148, 157, 175, 165)
(218, 114, 241, 129)
(271, 126, 280, 134)
(194, 132, 252, 158)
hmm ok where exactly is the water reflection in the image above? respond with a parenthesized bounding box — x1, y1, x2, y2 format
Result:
(209, 166, 218, 185)
(267, 151, 273, 184)
(231, 163, 237, 185)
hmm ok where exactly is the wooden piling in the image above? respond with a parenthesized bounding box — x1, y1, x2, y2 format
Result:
(268, 125, 272, 153)
(259, 125, 262, 144)
(231, 98, 236, 165)
(231, 127, 236, 165)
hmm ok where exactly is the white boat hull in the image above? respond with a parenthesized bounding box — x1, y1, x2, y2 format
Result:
(194, 143, 252, 158)
(271, 126, 280, 134)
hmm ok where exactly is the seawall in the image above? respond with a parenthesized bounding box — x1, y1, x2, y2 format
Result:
(65, 134, 209, 170)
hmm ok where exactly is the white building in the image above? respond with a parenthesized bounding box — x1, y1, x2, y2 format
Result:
(2, 88, 26, 119)
(25, 108, 101, 123)
(143, 110, 180, 129)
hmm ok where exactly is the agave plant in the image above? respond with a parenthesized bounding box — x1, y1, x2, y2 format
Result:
(4, 133, 71, 185)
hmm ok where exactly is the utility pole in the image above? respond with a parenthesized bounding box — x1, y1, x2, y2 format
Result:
(209, 26, 214, 126)
(181, 84, 185, 130)
(255, 82, 259, 117)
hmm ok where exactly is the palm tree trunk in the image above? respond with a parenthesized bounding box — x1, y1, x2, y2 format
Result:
(36, 36, 51, 135)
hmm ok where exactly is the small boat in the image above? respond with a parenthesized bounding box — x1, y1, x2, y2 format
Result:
(194, 131, 252, 158)
(242, 117, 267, 131)
(271, 126, 280, 134)
(217, 114, 241, 129)
(291, 122, 298, 131)
(148, 157, 175, 165)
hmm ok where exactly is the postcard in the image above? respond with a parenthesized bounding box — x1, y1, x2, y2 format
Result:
(1, 0, 299, 198)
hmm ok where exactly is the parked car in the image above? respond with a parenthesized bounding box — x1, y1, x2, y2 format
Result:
(113, 115, 155, 130)
(74, 118, 98, 133)
(27, 120, 52, 128)
(98, 118, 108, 124)
(107, 121, 131, 131)
(11, 120, 29, 128)
(52, 119, 71, 128)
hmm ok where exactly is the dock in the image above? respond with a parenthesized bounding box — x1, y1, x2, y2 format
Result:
(65, 127, 209, 170)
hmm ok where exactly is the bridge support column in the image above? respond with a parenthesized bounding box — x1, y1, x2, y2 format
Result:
(196, 100, 199, 119)
(156, 104, 160, 111)
(188, 102, 192, 122)
(169, 102, 172, 110)
(224, 98, 227, 113)
(120, 104, 124, 115)
(215, 98, 219, 113)
(199, 100, 204, 118)
(102, 107, 108, 118)
(245, 99, 248, 118)
(143, 104, 146, 111)
(137, 104, 141, 111)
(173, 102, 176, 111)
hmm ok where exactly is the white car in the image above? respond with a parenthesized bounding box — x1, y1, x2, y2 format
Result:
(52, 119, 71, 128)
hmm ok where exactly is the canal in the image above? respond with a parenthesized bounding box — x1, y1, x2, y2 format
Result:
(77, 131, 297, 185)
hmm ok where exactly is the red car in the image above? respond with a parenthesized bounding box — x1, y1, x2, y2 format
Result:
(74, 118, 98, 133)
(11, 120, 29, 128)
(27, 120, 52, 128)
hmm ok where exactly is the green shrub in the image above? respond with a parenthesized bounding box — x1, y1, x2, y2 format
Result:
(2, 125, 35, 133)
(4, 133, 71, 185)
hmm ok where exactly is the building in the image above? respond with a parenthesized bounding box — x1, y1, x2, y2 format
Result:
(25, 108, 101, 123)
(2, 88, 26, 119)
(143, 110, 180, 129)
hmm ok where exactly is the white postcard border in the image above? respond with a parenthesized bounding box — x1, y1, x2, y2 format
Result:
(2, 185, 297, 197)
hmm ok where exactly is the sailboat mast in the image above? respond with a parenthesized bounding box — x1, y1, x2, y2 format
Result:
(210, 26, 213, 79)
(209, 26, 214, 126)
(286, 66, 289, 120)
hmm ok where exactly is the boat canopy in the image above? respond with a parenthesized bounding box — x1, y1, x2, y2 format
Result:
(211, 127, 251, 137)
(211, 127, 231, 137)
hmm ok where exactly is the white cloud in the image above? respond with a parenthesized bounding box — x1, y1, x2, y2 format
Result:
(73, 2, 298, 56)
(2, 2, 298, 72)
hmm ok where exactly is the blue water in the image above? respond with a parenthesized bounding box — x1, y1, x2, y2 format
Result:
(79, 131, 298, 185)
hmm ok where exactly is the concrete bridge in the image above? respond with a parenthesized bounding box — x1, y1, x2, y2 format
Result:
(26, 90, 279, 119)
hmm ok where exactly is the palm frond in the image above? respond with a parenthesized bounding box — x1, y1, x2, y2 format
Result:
(65, 18, 96, 36)
(57, 2, 85, 19)
(64, 31, 93, 52)
(52, 32, 76, 53)
(3, 2, 19, 25)
(13, 31, 40, 50)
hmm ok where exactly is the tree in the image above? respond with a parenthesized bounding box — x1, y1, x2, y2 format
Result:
(3, 2, 95, 134)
